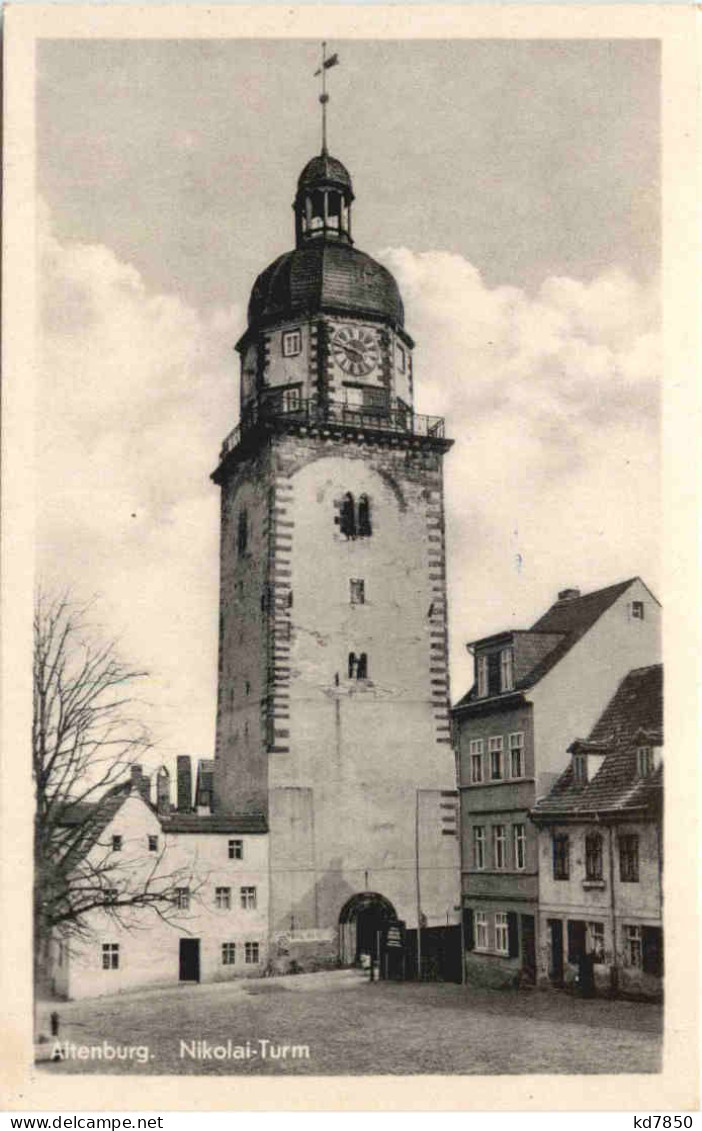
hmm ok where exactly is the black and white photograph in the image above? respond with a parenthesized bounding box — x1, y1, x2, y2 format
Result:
(2, 3, 698, 1113)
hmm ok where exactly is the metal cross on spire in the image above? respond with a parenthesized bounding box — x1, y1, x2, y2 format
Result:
(314, 42, 340, 155)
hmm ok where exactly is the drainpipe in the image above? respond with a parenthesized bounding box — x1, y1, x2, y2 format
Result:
(415, 789, 422, 980)
(608, 824, 619, 995)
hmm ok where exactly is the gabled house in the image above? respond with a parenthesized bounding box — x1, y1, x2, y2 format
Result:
(451, 578, 660, 986)
(531, 663, 663, 999)
(48, 760, 269, 1000)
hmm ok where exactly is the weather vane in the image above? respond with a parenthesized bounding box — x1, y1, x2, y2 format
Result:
(314, 42, 340, 155)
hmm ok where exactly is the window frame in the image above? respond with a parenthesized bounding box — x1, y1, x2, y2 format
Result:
(244, 941, 260, 965)
(514, 824, 526, 871)
(240, 886, 257, 910)
(494, 912, 509, 955)
(637, 746, 654, 776)
(215, 886, 232, 910)
(282, 328, 302, 358)
(585, 833, 603, 881)
(553, 833, 570, 881)
(102, 943, 120, 970)
(221, 942, 237, 966)
(472, 825, 485, 870)
(500, 647, 514, 692)
(492, 824, 507, 870)
(228, 838, 244, 860)
(619, 834, 640, 883)
(508, 732, 525, 778)
(175, 887, 191, 911)
(625, 924, 643, 967)
(111, 834, 122, 852)
(349, 578, 365, 605)
(489, 736, 504, 780)
(475, 911, 489, 951)
(587, 921, 605, 963)
(148, 834, 159, 852)
(476, 655, 488, 698)
(469, 738, 484, 784)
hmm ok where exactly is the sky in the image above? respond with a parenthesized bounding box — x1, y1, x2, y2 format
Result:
(36, 38, 661, 771)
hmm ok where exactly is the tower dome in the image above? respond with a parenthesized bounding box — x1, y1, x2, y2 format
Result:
(245, 151, 404, 332)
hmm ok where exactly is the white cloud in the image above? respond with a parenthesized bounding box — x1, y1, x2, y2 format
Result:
(379, 249, 661, 697)
(38, 205, 242, 764)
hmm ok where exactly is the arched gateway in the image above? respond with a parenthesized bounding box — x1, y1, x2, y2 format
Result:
(339, 892, 397, 966)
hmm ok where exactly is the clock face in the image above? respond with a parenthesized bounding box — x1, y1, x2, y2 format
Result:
(331, 325, 380, 378)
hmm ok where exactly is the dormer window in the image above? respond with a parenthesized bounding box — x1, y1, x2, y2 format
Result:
(476, 646, 513, 698)
(572, 753, 588, 786)
(636, 745, 654, 776)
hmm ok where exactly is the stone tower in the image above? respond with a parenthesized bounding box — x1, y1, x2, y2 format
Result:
(212, 147, 460, 966)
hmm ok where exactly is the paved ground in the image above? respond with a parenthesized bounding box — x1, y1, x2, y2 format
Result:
(37, 969, 662, 1076)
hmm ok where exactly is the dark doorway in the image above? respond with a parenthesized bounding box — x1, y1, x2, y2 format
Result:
(339, 892, 397, 966)
(520, 914, 536, 984)
(179, 938, 200, 982)
(548, 919, 564, 985)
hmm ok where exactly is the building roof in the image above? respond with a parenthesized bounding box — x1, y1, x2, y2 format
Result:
(297, 153, 353, 194)
(453, 577, 642, 711)
(246, 241, 405, 331)
(159, 812, 268, 835)
(532, 664, 663, 819)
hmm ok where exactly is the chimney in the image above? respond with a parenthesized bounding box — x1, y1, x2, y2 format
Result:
(156, 767, 171, 815)
(557, 588, 581, 602)
(130, 764, 151, 804)
(176, 755, 193, 813)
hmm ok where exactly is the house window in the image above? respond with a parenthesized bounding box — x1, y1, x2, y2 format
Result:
(350, 579, 365, 605)
(245, 941, 260, 964)
(619, 834, 639, 882)
(397, 344, 406, 373)
(509, 733, 524, 778)
(642, 926, 664, 977)
(637, 746, 654, 776)
(585, 833, 603, 880)
(282, 329, 302, 357)
(104, 889, 119, 905)
(625, 924, 643, 967)
(102, 943, 119, 970)
(477, 656, 488, 698)
(111, 835, 122, 852)
(240, 886, 257, 910)
(175, 887, 190, 910)
(473, 826, 485, 870)
(500, 648, 514, 692)
(228, 839, 243, 860)
(492, 825, 507, 870)
(631, 600, 645, 620)
(469, 739, 484, 784)
(475, 912, 489, 951)
(489, 736, 503, 780)
(553, 834, 570, 880)
(348, 652, 368, 680)
(514, 824, 526, 870)
(215, 886, 232, 910)
(148, 835, 158, 852)
(281, 385, 302, 414)
(487, 652, 501, 696)
(587, 921, 605, 963)
(222, 943, 237, 966)
(573, 754, 588, 786)
(494, 912, 509, 955)
(237, 509, 248, 556)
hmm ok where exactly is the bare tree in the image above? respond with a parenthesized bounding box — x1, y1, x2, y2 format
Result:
(33, 589, 195, 984)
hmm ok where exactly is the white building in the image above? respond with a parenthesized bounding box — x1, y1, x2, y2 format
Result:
(49, 762, 269, 1000)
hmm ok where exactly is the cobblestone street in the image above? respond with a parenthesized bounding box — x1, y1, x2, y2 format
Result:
(38, 969, 662, 1076)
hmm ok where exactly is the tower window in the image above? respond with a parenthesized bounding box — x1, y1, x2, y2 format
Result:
(338, 493, 356, 538)
(348, 652, 368, 680)
(350, 579, 365, 605)
(237, 509, 248, 556)
(282, 329, 302, 358)
(358, 495, 372, 537)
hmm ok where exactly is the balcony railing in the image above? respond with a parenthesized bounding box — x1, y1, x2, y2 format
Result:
(219, 396, 447, 461)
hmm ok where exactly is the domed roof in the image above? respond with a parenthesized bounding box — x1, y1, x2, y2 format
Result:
(247, 241, 404, 329)
(297, 152, 353, 195)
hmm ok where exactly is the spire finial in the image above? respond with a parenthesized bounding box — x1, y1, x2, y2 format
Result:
(314, 42, 340, 156)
